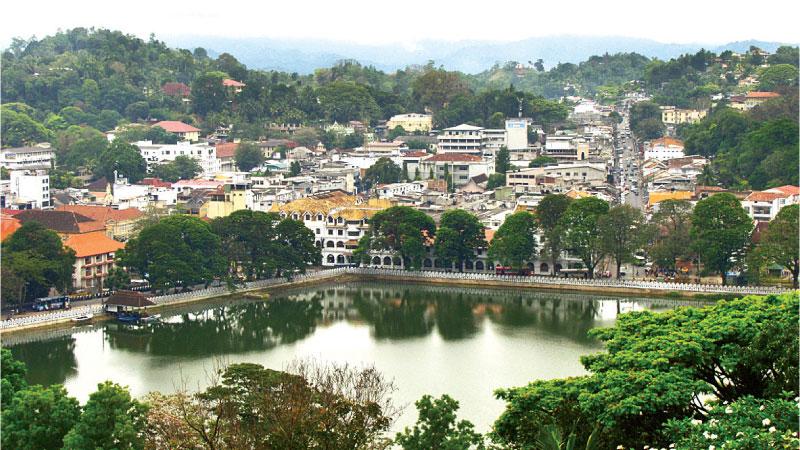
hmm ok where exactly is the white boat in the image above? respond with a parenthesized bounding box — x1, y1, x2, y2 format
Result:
(71, 314, 94, 323)
(139, 314, 161, 324)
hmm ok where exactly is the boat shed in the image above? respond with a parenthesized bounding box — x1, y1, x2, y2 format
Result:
(104, 290, 155, 314)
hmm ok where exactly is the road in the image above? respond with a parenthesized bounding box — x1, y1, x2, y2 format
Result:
(612, 102, 647, 210)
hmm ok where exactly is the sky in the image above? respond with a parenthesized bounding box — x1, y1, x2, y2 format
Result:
(2, 0, 799, 48)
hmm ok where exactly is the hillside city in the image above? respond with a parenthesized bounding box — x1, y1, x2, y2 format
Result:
(0, 27, 798, 450)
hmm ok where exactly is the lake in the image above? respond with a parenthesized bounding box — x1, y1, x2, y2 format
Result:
(4, 281, 693, 431)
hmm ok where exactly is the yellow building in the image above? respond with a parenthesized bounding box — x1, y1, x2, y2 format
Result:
(648, 190, 693, 208)
(386, 113, 433, 133)
(206, 182, 251, 219)
(660, 106, 707, 125)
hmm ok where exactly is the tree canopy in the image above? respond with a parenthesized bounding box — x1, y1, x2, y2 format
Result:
(488, 211, 537, 270)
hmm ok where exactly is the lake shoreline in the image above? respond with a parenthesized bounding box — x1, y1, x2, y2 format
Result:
(1, 270, 735, 337)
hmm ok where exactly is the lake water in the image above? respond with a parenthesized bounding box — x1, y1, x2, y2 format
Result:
(4, 281, 691, 431)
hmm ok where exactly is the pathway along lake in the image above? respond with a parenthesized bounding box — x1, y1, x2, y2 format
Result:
(4, 281, 699, 431)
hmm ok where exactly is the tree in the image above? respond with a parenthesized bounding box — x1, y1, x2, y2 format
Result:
(486, 173, 505, 190)
(536, 194, 573, 276)
(648, 200, 693, 272)
(412, 69, 471, 112)
(124, 101, 150, 121)
(757, 64, 798, 91)
(119, 215, 225, 292)
(62, 381, 149, 449)
(1, 348, 28, 408)
(395, 395, 485, 450)
(598, 205, 646, 279)
(434, 209, 486, 272)
(211, 210, 282, 281)
(534, 59, 545, 72)
(364, 157, 402, 189)
(192, 71, 228, 116)
(145, 362, 397, 449)
(317, 81, 380, 123)
(629, 101, 664, 139)
(495, 146, 511, 174)
(494, 293, 799, 449)
(1, 106, 52, 147)
(105, 266, 131, 291)
(274, 218, 322, 276)
(561, 197, 610, 278)
(234, 141, 265, 172)
(1, 384, 81, 450)
(528, 155, 558, 167)
(388, 125, 407, 140)
(488, 211, 537, 270)
(97, 139, 147, 183)
(151, 155, 202, 182)
(690, 193, 752, 285)
(363, 206, 436, 270)
(1, 222, 75, 305)
(758, 204, 799, 288)
(289, 160, 302, 177)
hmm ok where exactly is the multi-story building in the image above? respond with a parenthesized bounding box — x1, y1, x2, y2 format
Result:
(153, 120, 201, 142)
(437, 124, 485, 155)
(660, 106, 707, 125)
(482, 129, 507, 156)
(742, 185, 800, 222)
(645, 137, 685, 161)
(418, 154, 494, 187)
(743, 91, 780, 109)
(8, 169, 50, 209)
(55, 205, 144, 241)
(505, 118, 529, 151)
(386, 113, 433, 133)
(506, 162, 607, 193)
(543, 135, 589, 160)
(135, 140, 220, 176)
(0, 146, 55, 170)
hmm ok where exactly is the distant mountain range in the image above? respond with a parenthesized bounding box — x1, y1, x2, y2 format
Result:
(164, 35, 794, 74)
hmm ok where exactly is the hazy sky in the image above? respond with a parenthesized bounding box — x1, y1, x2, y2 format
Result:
(3, 0, 799, 48)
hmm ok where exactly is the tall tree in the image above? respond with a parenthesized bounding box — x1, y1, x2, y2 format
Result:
(363, 206, 436, 270)
(152, 155, 202, 182)
(395, 395, 485, 450)
(62, 381, 149, 449)
(274, 218, 322, 276)
(488, 211, 537, 270)
(598, 205, 646, 279)
(211, 210, 281, 280)
(434, 209, 486, 272)
(648, 200, 693, 272)
(364, 157, 402, 189)
(536, 194, 572, 276)
(191, 71, 228, 116)
(97, 139, 147, 183)
(119, 215, 225, 292)
(1, 349, 27, 408)
(1, 384, 81, 450)
(690, 193, 752, 285)
(561, 197, 610, 278)
(234, 141, 265, 172)
(1, 221, 75, 304)
(758, 204, 799, 288)
(495, 146, 511, 174)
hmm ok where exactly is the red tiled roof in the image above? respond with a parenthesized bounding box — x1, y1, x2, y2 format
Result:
(64, 231, 125, 257)
(154, 121, 200, 133)
(424, 153, 482, 162)
(745, 91, 780, 99)
(745, 191, 783, 202)
(215, 142, 238, 158)
(161, 82, 191, 97)
(16, 210, 106, 234)
(1, 209, 24, 216)
(222, 79, 246, 87)
(767, 185, 800, 196)
(139, 177, 173, 188)
(56, 205, 143, 223)
(650, 137, 684, 147)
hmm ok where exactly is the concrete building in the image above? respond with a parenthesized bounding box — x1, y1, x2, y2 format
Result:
(135, 141, 220, 176)
(8, 169, 50, 208)
(743, 91, 780, 109)
(153, 121, 201, 142)
(0, 146, 55, 170)
(645, 137, 685, 161)
(742, 185, 800, 222)
(660, 106, 707, 125)
(506, 162, 607, 193)
(482, 129, 507, 156)
(386, 113, 433, 133)
(437, 124, 485, 155)
(419, 153, 493, 187)
(505, 118, 529, 150)
(543, 134, 589, 161)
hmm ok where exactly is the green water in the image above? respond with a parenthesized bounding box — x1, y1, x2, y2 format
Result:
(5, 281, 692, 431)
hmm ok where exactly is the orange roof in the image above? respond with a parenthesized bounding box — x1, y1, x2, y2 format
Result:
(766, 185, 800, 196)
(403, 151, 429, 157)
(222, 79, 246, 87)
(1, 215, 21, 241)
(56, 205, 143, 223)
(649, 190, 693, 206)
(650, 137, 684, 147)
(746, 191, 784, 202)
(154, 121, 200, 133)
(215, 142, 238, 158)
(64, 231, 125, 257)
(745, 91, 780, 99)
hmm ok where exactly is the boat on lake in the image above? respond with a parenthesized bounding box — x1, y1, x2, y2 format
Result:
(139, 314, 161, 324)
(71, 314, 94, 323)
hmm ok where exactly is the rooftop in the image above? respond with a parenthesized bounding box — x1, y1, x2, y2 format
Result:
(153, 121, 201, 133)
(424, 153, 483, 162)
(745, 91, 780, 99)
(215, 142, 238, 158)
(15, 210, 106, 234)
(55, 205, 143, 223)
(64, 230, 125, 257)
(222, 79, 246, 87)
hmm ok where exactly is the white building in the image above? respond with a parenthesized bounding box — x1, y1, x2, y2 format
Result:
(506, 162, 607, 193)
(543, 134, 589, 160)
(1, 146, 55, 170)
(135, 141, 220, 176)
(376, 182, 425, 199)
(645, 137, 685, 161)
(505, 118, 528, 151)
(419, 153, 494, 187)
(482, 129, 507, 156)
(8, 169, 50, 208)
(437, 124, 485, 155)
(742, 185, 800, 222)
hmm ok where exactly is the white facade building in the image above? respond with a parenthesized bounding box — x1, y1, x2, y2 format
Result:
(1, 146, 55, 170)
(437, 124, 485, 155)
(9, 169, 50, 208)
(742, 186, 800, 222)
(644, 138, 685, 161)
(135, 141, 220, 176)
(505, 118, 528, 150)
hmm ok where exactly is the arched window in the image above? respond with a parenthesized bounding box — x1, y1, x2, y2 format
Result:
(383, 256, 392, 266)
(326, 241, 334, 248)
(327, 254, 335, 263)
(487, 262, 494, 270)
(527, 262, 535, 270)
(336, 255, 345, 264)
(423, 258, 433, 268)
(372, 256, 381, 265)
(434, 258, 443, 268)
(336, 241, 344, 248)
(540, 263, 549, 273)
(315, 240, 321, 247)
(465, 260, 474, 270)
(392, 257, 401, 266)
(475, 261, 484, 270)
